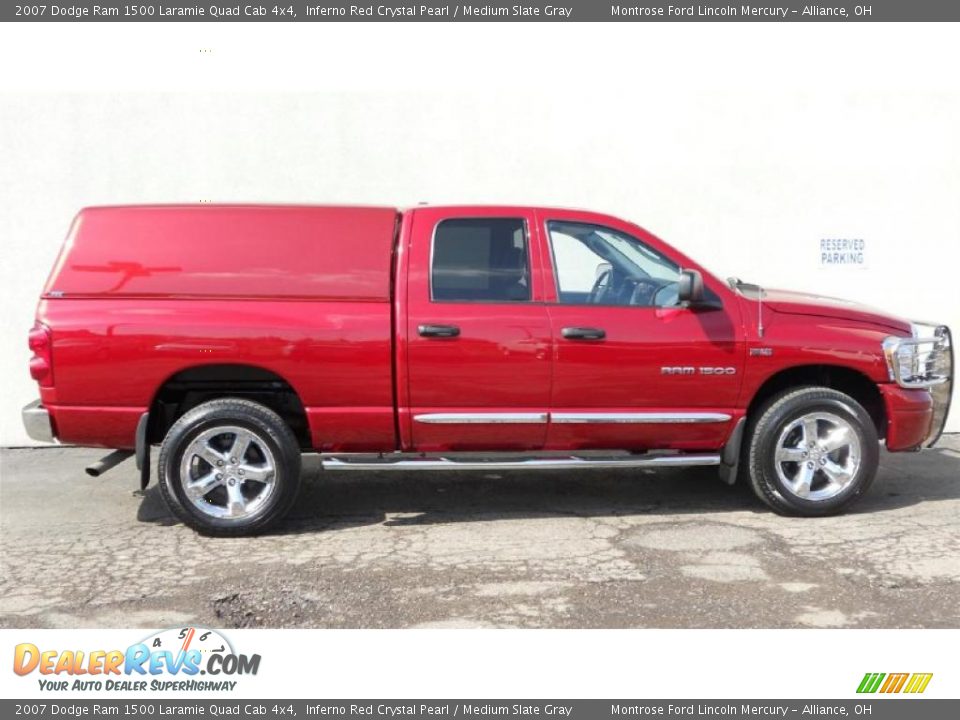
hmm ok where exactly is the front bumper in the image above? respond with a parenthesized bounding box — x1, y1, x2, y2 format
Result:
(880, 382, 952, 451)
(22, 400, 56, 443)
(880, 386, 932, 451)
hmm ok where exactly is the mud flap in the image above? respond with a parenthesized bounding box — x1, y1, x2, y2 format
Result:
(135, 412, 151, 490)
(719, 417, 746, 485)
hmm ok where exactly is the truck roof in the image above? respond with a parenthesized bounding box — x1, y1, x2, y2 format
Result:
(76, 202, 599, 213)
(75, 202, 621, 217)
(78, 203, 399, 212)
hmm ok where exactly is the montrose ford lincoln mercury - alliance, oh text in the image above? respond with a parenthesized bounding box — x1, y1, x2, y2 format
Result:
(23, 205, 953, 534)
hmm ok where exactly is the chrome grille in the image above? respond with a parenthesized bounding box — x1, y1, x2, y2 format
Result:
(883, 327, 951, 389)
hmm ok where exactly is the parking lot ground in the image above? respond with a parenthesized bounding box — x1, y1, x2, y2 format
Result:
(1, 437, 958, 629)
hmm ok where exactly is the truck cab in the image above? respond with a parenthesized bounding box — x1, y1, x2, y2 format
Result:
(24, 204, 953, 535)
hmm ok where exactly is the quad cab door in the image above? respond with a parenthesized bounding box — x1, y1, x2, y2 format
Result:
(537, 209, 745, 450)
(401, 207, 552, 451)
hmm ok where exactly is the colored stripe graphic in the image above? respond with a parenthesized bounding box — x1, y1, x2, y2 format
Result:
(857, 673, 885, 693)
(880, 673, 909, 693)
(904, 673, 933, 694)
(857, 672, 932, 694)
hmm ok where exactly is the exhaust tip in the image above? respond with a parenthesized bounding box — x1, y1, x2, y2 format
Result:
(85, 450, 134, 478)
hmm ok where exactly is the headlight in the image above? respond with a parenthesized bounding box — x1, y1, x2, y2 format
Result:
(882, 323, 952, 389)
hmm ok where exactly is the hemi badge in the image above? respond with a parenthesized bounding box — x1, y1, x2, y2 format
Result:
(750, 347, 774, 357)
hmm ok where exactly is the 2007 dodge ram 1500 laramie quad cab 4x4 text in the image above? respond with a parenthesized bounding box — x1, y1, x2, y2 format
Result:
(23, 205, 953, 535)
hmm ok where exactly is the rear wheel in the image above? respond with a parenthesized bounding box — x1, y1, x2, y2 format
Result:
(158, 398, 302, 536)
(745, 386, 879, 516)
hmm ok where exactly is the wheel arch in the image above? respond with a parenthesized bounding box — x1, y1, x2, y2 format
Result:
(745, 364, 886, 438)
(147, 363, 311, 449)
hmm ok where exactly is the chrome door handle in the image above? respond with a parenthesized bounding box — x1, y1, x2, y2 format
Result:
(562, 327, 606, 340)
(418, 324, 461, 338)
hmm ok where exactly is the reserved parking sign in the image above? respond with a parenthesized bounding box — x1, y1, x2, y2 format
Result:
(820, 237, 868, 268)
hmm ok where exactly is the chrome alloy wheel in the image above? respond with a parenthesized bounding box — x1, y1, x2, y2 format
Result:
(774, 411, 862, 501)
(179, 425, 277, 520)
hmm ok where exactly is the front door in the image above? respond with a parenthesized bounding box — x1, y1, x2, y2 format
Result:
(404, 207, 552, 451)
(539, 211, 745, 451)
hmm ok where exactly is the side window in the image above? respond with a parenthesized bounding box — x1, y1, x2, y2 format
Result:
(431, 218, 531, 302)
(547, 221, 681, 307)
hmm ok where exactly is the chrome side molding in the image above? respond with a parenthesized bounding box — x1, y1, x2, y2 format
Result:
(414, 413, 548, 424)
(321, 453, 721, 472)
(413, 411, 731, 425)
(551, 412, 731, 424)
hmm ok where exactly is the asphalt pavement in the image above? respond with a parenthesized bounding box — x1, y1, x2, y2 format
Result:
(1, 437, 958, 629)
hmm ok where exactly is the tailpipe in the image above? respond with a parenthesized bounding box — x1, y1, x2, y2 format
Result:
(86, 450, 134, 477)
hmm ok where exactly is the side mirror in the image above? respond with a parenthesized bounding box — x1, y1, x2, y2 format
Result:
(677, 269, 705, 305)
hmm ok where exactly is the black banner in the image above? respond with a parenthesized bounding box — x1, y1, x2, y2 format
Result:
(5, 1, 960, 22)
(3, 700, 959, 718)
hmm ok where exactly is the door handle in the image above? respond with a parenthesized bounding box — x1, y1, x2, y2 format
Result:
(562, 326, 606, 340)
(418, 324, 461, 338)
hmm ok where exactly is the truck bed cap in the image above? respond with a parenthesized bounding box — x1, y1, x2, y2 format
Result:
(44, 205, 399, 301)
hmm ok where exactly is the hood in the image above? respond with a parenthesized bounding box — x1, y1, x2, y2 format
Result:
(758, 288, 912, 334)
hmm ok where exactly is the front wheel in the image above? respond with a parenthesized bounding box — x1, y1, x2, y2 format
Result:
(158, 398, 302, 536)
(745, 386, 879, 516)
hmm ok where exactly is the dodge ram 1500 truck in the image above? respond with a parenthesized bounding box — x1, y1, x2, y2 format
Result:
(23, 205, 953, 535)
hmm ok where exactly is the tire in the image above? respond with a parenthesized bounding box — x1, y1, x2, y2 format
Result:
(157, 398, 302, 536)
(744, 386, 879, 516)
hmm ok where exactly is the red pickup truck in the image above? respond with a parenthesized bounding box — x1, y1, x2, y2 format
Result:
(24, 205, 953, 535)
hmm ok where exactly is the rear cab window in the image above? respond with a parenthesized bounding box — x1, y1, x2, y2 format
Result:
(431, 218, 531, 302)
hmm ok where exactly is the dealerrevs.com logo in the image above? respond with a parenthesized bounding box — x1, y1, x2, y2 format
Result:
(857, 672, 933, 694)
(13, 627, 260, 692)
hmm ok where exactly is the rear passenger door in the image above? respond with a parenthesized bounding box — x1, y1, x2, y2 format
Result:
(403, 207, 552, 451)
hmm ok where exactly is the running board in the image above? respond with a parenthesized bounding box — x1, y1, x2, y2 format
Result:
(320, 453, 720, 472)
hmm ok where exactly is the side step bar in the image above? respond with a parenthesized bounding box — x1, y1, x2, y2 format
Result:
(320, 453, 720, 472)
